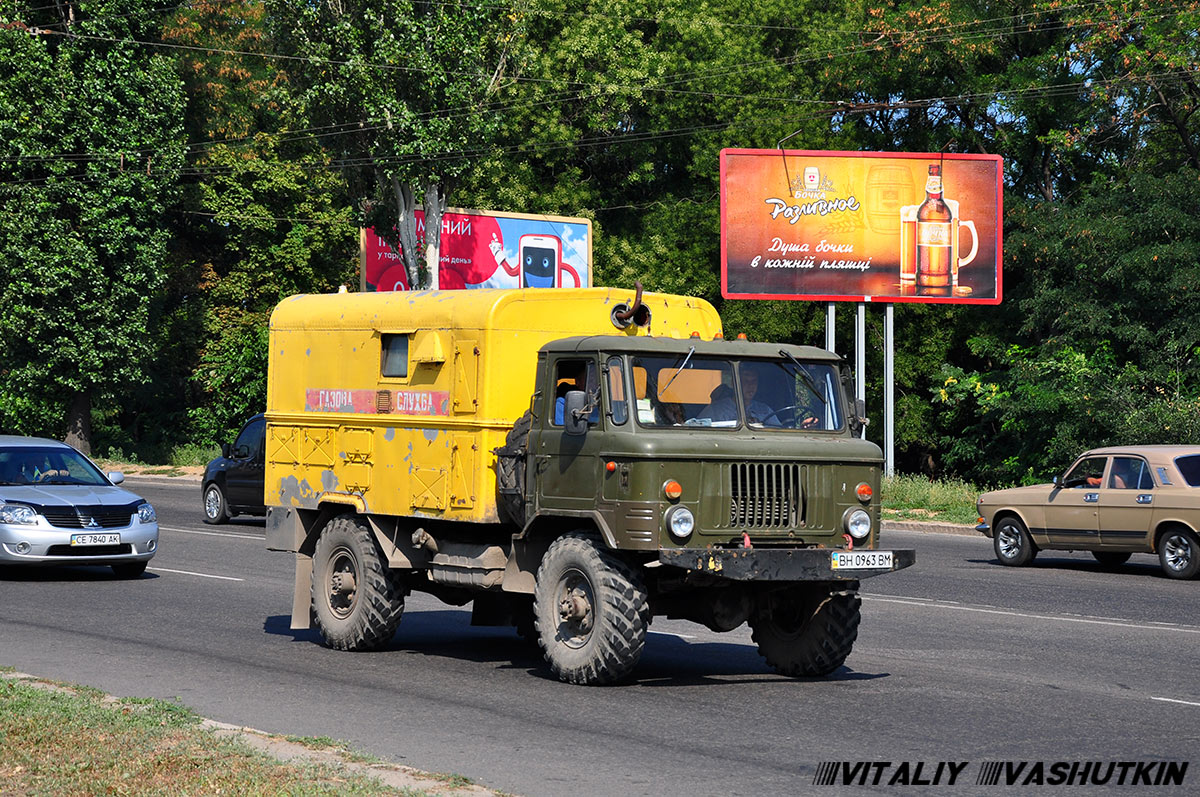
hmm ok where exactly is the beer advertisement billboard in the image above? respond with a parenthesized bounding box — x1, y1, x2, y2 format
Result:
(721, 149, 1003, 304)
(362, 208, 592, 291)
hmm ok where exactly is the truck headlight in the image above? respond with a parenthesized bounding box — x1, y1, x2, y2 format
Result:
(0, 504, 38, 525)
(665, 505, 695, 541)
(137, 503, 157, 524)
(844, 508, 871, 539)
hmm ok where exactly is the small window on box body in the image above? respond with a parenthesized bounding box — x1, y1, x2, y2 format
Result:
(381, 334, 408, 378)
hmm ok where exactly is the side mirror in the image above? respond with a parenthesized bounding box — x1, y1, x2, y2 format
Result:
(106, 471, 125, 485)
(563, 390, 589, 436)
(1052, 475, 1061, 488)
(221, 443, 231, 459)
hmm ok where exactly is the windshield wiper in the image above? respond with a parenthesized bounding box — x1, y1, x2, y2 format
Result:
(659, 345, 696, 396)
(779, 349, 826, 404)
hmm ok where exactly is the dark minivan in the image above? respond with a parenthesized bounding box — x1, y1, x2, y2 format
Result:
(201, 414, 265, 524)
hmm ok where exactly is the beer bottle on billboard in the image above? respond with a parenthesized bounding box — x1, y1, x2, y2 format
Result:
(916, 164, 952, 287)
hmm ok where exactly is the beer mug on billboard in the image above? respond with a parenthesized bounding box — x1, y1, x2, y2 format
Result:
(898, 200, 978, 288)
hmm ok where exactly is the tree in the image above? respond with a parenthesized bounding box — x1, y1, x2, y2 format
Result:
(0, 2, 185, 453)
(267, 0, 525, 289)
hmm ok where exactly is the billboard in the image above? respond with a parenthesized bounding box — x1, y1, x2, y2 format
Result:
(362, 208, 592, 291)
(721, 149, 1003, 304)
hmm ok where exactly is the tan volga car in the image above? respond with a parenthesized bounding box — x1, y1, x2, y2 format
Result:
(976, 446, 1200, 579)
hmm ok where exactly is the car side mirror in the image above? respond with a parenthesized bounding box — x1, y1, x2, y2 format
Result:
(563, 390, 589, 436)
(1052, 475, 1061, 489)
(107, 471, 125, 485)
(221, 443, 231, 459)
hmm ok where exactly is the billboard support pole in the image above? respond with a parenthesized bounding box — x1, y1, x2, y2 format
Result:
(855, 303, 866, 439)
(825, 303, 836, 352)
(884, 304, 895, 477)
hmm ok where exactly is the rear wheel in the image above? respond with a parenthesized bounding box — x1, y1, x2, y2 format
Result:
(534, 533, 650, 685)
(311, 516, 405, 650)
(1092, 551, 1131, 567)
(994, 516, 1036, 567)
(749, 587, 861, 677)
(1158, 528, 1200, 580)
(202, 483, 229, 525)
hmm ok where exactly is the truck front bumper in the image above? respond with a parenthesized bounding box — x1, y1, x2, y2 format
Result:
(658, 547, 916, 581)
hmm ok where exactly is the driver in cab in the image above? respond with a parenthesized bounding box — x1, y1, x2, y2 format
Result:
(699, 369, 780, 427)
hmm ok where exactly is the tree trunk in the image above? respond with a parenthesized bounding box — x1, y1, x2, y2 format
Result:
(63, 391, 92, 456)
(423, 181, 446, 290)
(391, 176, 422, 289)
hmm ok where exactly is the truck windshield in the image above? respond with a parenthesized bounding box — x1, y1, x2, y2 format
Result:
(629, 356, 844, 431)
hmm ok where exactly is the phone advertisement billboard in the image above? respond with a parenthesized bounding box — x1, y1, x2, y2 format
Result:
(362, 208, 592, 291)
(721, 149, 1003, 304)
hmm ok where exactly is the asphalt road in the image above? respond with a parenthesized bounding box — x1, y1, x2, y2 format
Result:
(2, 478, 1197, 796)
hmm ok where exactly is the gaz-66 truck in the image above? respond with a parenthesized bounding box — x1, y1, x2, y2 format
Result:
(265, 287, 914, 684)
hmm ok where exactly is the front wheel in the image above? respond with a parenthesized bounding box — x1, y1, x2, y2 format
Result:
(311, 516, 406, 650)
(993, 517, 1036, 567)
(534, 533, 650, 685)
(1158, 528, 1200, 580)
(749, 587, 861, 677)
(202, 483, 229, 525)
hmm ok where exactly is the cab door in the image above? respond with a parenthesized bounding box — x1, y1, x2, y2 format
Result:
(1098, 456, 1155, 550)
(533, 356, 602, 512)
(1043, 456, 1105, 547)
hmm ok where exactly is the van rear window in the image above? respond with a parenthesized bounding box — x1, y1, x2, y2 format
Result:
(1174, 455, 1200, 487)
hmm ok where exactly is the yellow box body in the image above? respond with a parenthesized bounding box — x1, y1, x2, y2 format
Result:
(265, 287, 722, 523)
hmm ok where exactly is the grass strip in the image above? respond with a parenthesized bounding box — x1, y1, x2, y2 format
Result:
(0, 674, 457, 796)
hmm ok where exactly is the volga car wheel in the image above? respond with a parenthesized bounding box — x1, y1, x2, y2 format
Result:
(749, 587, 860, 677)
(203, 483, 229, 525)
(994, 516, 1036, 567)
(1158, 528, 1200, 580)
(534, 533, 650, 685)
(311, 516, 406, 650)
(1092, 551, 1131, 567)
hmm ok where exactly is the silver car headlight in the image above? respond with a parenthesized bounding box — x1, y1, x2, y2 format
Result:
(844, 508, 871, 539)
(137, 503, 157, 524)
(665, 505, 695, 541)
(0, 504, 38, 525)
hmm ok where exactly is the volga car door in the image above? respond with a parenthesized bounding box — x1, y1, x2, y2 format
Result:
(1098, 455, 1154, 549)
(1044, 456, 1105, 547)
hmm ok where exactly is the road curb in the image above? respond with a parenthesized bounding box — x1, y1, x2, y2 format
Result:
(882, 520, 978, 537)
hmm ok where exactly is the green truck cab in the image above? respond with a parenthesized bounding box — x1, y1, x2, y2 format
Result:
(496, 335, 915, 683)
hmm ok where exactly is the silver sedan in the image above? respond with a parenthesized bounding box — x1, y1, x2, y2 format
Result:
(0, 436, 158, 578)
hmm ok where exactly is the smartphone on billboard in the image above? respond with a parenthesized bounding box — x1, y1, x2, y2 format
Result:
(519, 234, 561, 288)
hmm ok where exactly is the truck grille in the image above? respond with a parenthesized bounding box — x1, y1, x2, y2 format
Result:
(727, 463, 805, 529)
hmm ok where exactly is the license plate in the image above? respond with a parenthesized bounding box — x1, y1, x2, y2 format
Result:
(70, 533, 121, 547)
(831, 550, 893, 570)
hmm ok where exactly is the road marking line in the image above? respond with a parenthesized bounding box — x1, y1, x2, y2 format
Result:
(1150, 697, 1200, 707)
(159, 525, 261, 541)
(650, 631, 697, 640)
(863, 596, 1200, 634)
(148, 566, 244, 582)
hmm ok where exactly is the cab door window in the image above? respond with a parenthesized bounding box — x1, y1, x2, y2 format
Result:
(551, 359, 599, 427)
(233, 418, 265, 460)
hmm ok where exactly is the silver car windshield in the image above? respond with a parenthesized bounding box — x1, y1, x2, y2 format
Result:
(0, 446, 109, 486)
(630, 356, 844, 431)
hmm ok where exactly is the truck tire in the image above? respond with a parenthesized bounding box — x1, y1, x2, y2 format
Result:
(749, 587, 861, 677)
(534, 533, 650, 685)
(311, 515, 405, 651)
(495, 410, 533, 527)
